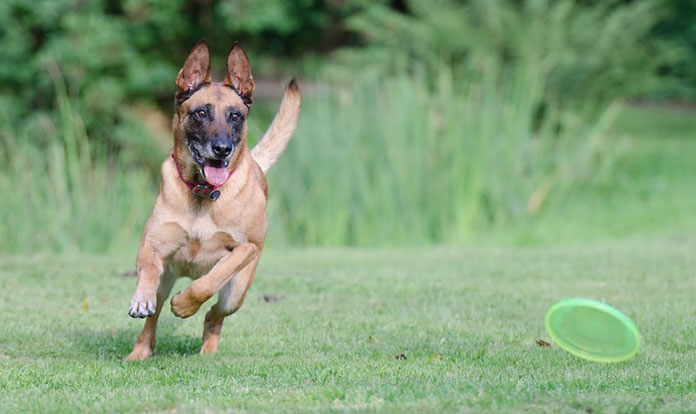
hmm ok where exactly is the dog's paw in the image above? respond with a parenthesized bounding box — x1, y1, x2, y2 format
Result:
(200, 340, 219, 355)
(129, 292, 156, 318)
(170, 289, 203, 318)
(125, 342, 154, 361)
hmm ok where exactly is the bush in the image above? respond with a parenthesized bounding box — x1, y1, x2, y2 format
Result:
(652, 0, 696, 99)
(265, 60, 618, 246)
(0, 0, 359, 173)
(334, 0, 671, 107)
(0, 57, 617, 251)
(0, 0, 686, 251)
(0, 75, 154, 253)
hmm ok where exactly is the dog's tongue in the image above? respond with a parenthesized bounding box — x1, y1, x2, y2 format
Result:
(203, 164, 229, 187)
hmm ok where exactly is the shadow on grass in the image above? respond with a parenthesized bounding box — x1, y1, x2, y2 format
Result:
(65, 326, 203, 360)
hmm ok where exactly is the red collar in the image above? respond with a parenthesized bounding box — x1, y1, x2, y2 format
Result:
(170, 152, 234, 201)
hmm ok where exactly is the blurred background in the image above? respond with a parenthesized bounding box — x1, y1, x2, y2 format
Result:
(0, 0, 694, 253)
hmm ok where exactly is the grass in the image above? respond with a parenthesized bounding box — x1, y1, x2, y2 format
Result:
(1, 238, 696, 413)
(497, 104, 696, 244)
(3, 66, 694, 251)
(0, 60, 618, 251)
(0, 71, 156, 253)
(265, 65, 616, 246)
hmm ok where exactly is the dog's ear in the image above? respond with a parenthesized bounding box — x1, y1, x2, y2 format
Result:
(224, 42, 255, 99)
(176, 40, 212, 93)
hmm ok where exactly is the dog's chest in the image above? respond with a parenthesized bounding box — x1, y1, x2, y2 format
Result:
(169, 214, 249, 278)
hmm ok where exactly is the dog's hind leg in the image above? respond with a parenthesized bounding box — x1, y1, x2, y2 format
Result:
(126, 272, 177, 361)
(199, 255, 260, 355)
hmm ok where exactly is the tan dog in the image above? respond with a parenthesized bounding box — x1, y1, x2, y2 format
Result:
(126, 40, 300, 361)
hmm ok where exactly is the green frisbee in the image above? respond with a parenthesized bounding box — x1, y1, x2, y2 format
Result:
(545, 298, 640, 362)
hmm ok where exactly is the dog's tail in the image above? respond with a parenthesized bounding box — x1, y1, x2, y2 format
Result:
(251, 78, 301, 173)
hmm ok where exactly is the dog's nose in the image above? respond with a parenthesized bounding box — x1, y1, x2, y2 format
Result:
(211, 138, 233, 158)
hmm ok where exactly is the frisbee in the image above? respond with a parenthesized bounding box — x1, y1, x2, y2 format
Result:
(545, 298, 640, 362)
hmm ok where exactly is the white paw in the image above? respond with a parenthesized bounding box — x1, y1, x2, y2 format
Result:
(129, 292, 156, 318)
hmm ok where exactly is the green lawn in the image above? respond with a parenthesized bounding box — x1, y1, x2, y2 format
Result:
(1, 240, 695, 413)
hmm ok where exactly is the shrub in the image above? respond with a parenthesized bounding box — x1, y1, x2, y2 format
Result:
(334, 0, 670, 107)
(265, 61, 618, 246)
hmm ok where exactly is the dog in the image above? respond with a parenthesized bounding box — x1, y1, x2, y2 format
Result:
(126, 40, 301, 361)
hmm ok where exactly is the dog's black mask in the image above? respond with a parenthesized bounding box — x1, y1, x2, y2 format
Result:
(183, 99, 245, 170)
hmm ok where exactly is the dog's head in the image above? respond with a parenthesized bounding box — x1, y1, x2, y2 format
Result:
(173, 40, 254, 186)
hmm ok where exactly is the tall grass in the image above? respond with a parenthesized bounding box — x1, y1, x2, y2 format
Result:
(0, 61, 617, 252)
(263, 58, 618, 246)
(0, 70, 157, 254)
(0, 0, 676, 253)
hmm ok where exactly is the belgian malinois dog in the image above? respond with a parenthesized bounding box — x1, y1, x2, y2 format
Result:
(126, 40, 301, 361)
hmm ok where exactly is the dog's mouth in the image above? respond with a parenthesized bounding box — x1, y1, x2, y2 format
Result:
(202, 159, 230, 186)
(188, 145, 231, 187)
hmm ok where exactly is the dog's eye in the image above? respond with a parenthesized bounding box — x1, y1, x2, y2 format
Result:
(229, 112, 242, 123)
(195, 109, 207, 119)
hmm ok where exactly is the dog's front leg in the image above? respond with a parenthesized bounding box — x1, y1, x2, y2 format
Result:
(170, 243, 259, 318)
(126, 228, 184, 361)
(129, 244, 168, 318)
(129, 224, 185, 318)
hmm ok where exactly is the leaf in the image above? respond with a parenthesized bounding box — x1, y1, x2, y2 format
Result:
(262, 295, 286, 303)
(536, 339, 551, 347)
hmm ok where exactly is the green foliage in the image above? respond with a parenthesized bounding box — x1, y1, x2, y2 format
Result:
(4, 88, 693, 252)
(652, 0, 696, 99)
(0, 0, 357, 172)
(265, 60, 616, 246)
(337, 0, 671, 106)
(0, 0, 694, 252)
(0, 73, 156, 253)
